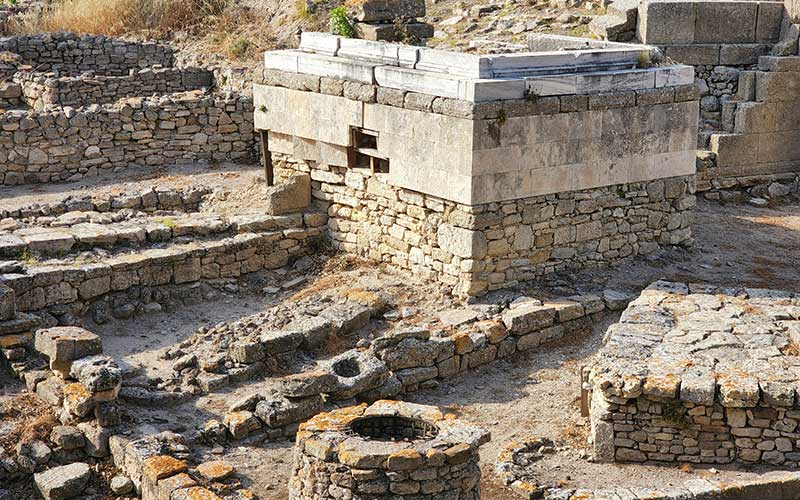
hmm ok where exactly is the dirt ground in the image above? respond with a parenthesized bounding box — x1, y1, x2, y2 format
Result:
(3, 197, 800, 498)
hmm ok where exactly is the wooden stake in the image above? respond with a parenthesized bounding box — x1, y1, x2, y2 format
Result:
(260, 130, 274, 186)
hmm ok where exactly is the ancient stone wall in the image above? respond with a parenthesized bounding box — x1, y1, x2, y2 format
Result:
(0, 33, 175, 76)
(277, 161, 694, 295)
(0, 90, 254, 185)
(15, 67, 214, 109)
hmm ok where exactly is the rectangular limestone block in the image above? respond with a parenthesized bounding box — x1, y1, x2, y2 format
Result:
(296, 52, 377, 84)
(756, 2, 786, 43)
(299, 32, 340, 56)
(710, 133, 760, 167)
(756, 130, 800, 163)
(756, 70, 800, 101)
(374, 65, 462, 99)
(719, 44, 770, 65)
(354, 22, 434, 43)
(254, 84, 363, 146)
(264, 50, 299, 73)
(0, 284, 14, 321)
(355, 0, 426, 22)
(663, 44, 720, 65)
(415, 48, 491, 79)
(34, 326, 102, 363)
(694, 1, 758, 43)
(758, 55, 800, 72)
(637, 0, 696, 44)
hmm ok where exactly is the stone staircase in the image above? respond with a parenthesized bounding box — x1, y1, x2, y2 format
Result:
(698, 55, 800, 198)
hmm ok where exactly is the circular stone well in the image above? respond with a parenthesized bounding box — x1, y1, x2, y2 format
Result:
(289, 400, 491, 499)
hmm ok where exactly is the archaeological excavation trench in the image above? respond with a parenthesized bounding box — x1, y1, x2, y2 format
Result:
(3, 0, 800, 498)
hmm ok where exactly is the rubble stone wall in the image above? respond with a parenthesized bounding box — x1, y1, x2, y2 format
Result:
(593, 392, 800, 466)
(277, 161, 695, 295)
(15, 67, 214, 109)
(0, 32, 175, 76)
(0, 90, 255, 185)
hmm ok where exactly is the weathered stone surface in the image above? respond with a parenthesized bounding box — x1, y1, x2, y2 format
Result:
(69, 355, 121, 393)
(34, 462, 91, 500)
(255, 393, 323, 428)
(265, 174, 311, 215)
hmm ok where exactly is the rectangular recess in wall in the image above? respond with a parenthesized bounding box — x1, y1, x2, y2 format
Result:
(348, 127, 389, 174)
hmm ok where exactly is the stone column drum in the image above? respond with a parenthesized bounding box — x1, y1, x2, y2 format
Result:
(289, 400, 491, 499)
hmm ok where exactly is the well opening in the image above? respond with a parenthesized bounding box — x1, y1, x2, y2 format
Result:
(349, 415, 438, 441)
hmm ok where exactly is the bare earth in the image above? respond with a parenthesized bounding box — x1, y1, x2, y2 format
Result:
(3, 193, 800, 499)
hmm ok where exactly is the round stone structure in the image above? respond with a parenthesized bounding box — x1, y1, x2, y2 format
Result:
(289, 400, 491, 499)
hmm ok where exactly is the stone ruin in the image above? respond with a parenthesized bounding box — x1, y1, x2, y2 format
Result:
(1, 2, 800, 499)
(257, 32, 697, 296)
(289, 400, 489, 499)
(589, 281, 800, 467)
(592, 0, 800, 203)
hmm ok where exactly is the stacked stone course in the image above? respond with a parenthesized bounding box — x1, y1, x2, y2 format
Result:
(590, 281, 800, 467)
(0, 90, 254, 185)
(16, 67, 214, 109)
(0, 32, 175, 76)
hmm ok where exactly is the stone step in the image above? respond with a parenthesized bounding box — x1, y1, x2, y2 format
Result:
(1, 212, 313, 258)
(0, 212, 327, 314)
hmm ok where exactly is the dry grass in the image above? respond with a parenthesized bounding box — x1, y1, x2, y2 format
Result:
(10, 0, 230, 38)
(8, 0, 342, 62)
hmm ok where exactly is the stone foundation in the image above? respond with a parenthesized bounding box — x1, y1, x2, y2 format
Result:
(278, 161, 694, 295)
(589, 281, 800, 467)
(289, 400, 489, 500)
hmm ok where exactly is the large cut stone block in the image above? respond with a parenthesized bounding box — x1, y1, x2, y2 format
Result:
(756, 70, 800, 101)
(710, 133, 760, 167)
(694, 1, 758, 44)
(437, 224, 487, 259)
(757, 2, 787, 43)
(637, 0, 696, 44)
(265, 174, 311, 215)
(299, 32, 340, 56)
(355, 0, 426, 22)
(34, 462, 91, 500)
(354, 22, 434, 42)
(35, 326, 102, 366)
(664, 44, 720, 65)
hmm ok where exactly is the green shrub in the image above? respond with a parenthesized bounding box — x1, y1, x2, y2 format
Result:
(330, 6, 355, 38)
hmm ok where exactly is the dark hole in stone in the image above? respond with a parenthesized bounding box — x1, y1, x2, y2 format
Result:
(349, 415, 438, 441)
(332, 357, 361, 378)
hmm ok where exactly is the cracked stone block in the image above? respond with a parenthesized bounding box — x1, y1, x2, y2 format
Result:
(223, 411, 262, 439)
(274, 370, 338, 398)
(50, 426, 85, 451)
(265, 174, 311, 215)
(34, 462, 91, 500)
(35, 327, 102, 375)
(502, 303, 556, 335)
(259, 329, 304, 355)
(255, 393, 323, 428)
(69, 355, 122, 393)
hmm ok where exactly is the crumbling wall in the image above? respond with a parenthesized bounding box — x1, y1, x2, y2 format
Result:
(15, 67, 213, 109)
(0, 32, 175, 76)
(0, 90, 254, 185)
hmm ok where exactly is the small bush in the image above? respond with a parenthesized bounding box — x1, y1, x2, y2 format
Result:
(329, 6, 355, 38)
(228, 36, 254, 60)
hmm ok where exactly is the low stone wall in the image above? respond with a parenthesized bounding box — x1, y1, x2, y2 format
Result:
(589, 281, 800, 467)
(16, 67, 214, 109)
(0, 90, 255, 185)
(277, 161, 694, 295)
(0, 213, 323, 319)
(0, 32, 175, 76)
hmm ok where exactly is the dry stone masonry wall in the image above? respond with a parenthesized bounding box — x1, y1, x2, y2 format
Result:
(278, 161, 695, 296)
(590, 281, 800, 467)
(0, 90, 254, 185)
(15, 67, 214, 110)
(0, 33, 175, 76)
